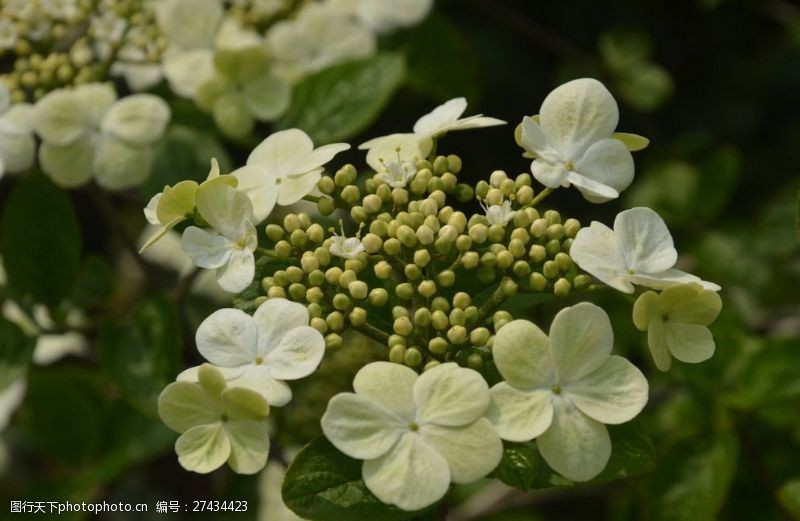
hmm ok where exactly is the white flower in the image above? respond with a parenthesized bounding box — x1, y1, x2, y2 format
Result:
(178, 299, 325, 407)
(359, 97, 505, 171)
(321, 362, 503, 511)
(488, 303, 649, 482)
(519, 78, 635, 203)
(328, 226, 365, 259)
(570, 207, 721, 294)
(339, 0, 433, 33)
(376, 156, 417, 188)
(181, 181, 258, 293)
(231, 129, 350, 223)
(266, 2, 376, 83)
(33, 83, 170, 190)
(42, 0, 79, 20)
(0, 19, 18, 49)
(483, 200, 516, 226)
(632, 283, 722, 371)
(90, 11, 127, 44)
(0, 85, 36, 179)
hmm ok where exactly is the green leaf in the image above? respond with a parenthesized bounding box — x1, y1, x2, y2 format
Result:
(0, 173, 82, 307)
(277, 54, 406, 144)
(778, 479, 800, 520)
(0, 316, 35, 389)
(795, 190, 799, 242)
(99, 294, 181, 416)
(494, 421, 654, 490)
(282, 436, 433, 521)
(647, 433, 738, 521)
(71, 254, 114, 307)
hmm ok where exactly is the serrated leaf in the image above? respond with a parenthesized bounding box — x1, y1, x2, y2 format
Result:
(99, 294, 181, 416)
(648, 433, 738, 521)
(277, 54, 406, 144)
(282, 436, 434, 521)
(0, 173, 82, 307)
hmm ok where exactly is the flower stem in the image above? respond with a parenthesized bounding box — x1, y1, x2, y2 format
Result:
(528, 187, 553, 208)
(354, 322, 391, 345)
(256, 247, 279, 258)
(476, 277, 512, 325)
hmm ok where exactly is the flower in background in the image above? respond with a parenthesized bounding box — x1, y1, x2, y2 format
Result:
(334, 0, 434, 33)
(570, 207, 721, 294)
(488, 303, 648, 481)
(0, 84, 35, 179)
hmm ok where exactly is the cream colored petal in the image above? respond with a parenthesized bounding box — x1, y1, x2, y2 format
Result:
(420, 418, 503, 483)
(666, 322, 715, 364)
(647, 320, 672, 371)
(487, 383, 554, 442)
(614, 207, 677, 274)
(321, 393, 406, 460)
(414, 363, 490, 426)
(549, 303, 614, 383)
(491, 319, 555, 389)
(564, 355, 648, 424)
(352, 362, 417, 421)
(175, 423, 231, 473)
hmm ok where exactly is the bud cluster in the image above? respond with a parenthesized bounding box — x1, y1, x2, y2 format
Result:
(253, 153, 591, 376)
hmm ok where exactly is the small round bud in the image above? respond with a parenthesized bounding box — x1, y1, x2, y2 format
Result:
(546, 223, 565, 241)
(433, 155, 449, 175)
(361, 233, 383, 253)
(376, 184, 392, 201)
(416, 225, 435, 245)
(374, 261, 393, 279)
(434, 237, 453, 255)
(288, 282, 306, 300)
(418, 280, 437, 299)
(419, 198, 438, 216)
(508, 238, 526, 258)
(469, 223, 488, 244)
(394, 316, 414, 336)
(453, 292, 471, 310)
(500, 178, 516, 196)
(516, 185, 534, 205)
(437, 270, 455, 288)
(448, 212, 468, 233)
(470, 327, 490, 346)
(544, 209, 562, 225)
(389, 334, 407, 347)
(335, 164, 357, 186)
(543, 260, 560, 279)
(455, 235, 472, 252)
(455, 184, 474, 203)
(476, 180, 490, 199)
(555, 252, 573, 272)
(265, 224, 284, 241)
(307, 223, 324, 243)
(397, 225, 417, 247)
(501, 278, 519, 296)
(349, 307, 367, 327)
(267, 286, 286, 298)
(325, 267, 342, 286)
(528, 272, 548, 291)
(447, 325, 468, 345)
(339, 270, 357, 288)
(488, 225, 506, 243)
(531, 218, 548, 238)
(315, 247, 331, 267)
(275, 240, 293, 258)
(396, 282, 415, 300)
(307, 302, 322, 318)
(447, 154, 462, 173)
(283, 214, 300, 233)
(493, 311, 513, 324)
(367, 287, 388, 306)
(414, 307, 432, 327)
(389, 344, 406, 364)
(340, 185, 360, 204)
(513, 260, 532, 277)
(513, 211, 532, 230)
(464, 306, 479, 324)
(414, 249, 432, 267)
(325, 333, 343, 350)
(363, 194, 382, 213)
(310, 317, 327, 334)
(485, 188, 504, 205)
(326, 311, 345, 331)
(404, 264, 422, 281)
(564, 218, 581, 238)
(318, 175, 335, 194)
(449, 308, 466, 326)
(546, 239, 562, 257)
(318, 197, 336, 216)
(432, 297, 450, 313)
(333, 293, 351, 310)
(573, 274, 592, 289)
(383, 237, 401, 255)
(461, 251, 479, 269)
(467, 352, 483, 370)
(404, 347, 423, 367)
(496, 250, 514, 269)
(348, 280, 368, 300)
(561, 238, 574, 252)
(490, 170, 508, 188)
(370, 219, 388, 237)
(554, 277, 571, 297)
(286, 266, 304, 283)
(306, 287, 324, 303)
(392, 188, 409, 206)
(431, 310, 449, 331)
(301, 254, 319, 273)
(351, 206, 369, 223)
(429, 337, 448, 355)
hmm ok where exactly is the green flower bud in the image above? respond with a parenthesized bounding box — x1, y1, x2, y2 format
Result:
(414, 249, 432, 267)
(397, 225, 417, 248)
(438, 205, 454, 224)
(447, 325, 467, 345)
(513, 260, 531, 277)
(369, 219, 388, 237)
(454, 184, 474, 203)
(404, 347, 423, 367)
(364, 288, 386, 308)
(447, 154, 462, 174)
(265, 224, 284, 241)
(427, 175, 444, 193)
(476, 180, 490, 199)
(376, 183, 392, 201)
(394, 316, 414, 336)
(325, 267, 342, 286)
(326, 311, 345, 331)
(335, 164, 357, 186)
(431, 310, 449, 331)
(543, 260, 560, 279)
(508, 238, 526, 258)
(493, 311, 513, 324)
(488, 224, 506, 243)
(389, 334, 407, 347)
(429, 337, 448, 355)
(396, 282, 414, 300)
(470, 327, 490, 346)
(500, 178, 516, 196)
(530, 218, 547, 238)
(449, 308, 466, 326)
(365, 178, 377, 193)
(461, 251, 479, 269)
(361, 233, 383, 253)
(564, 218, 581, 238)
(433, 155, 450, 175)
(437, 270, 455, 288)
(544, 209, 562, 225)
(290, 229, 308, 248)
(389, 343, 406, 364)
(408, 177, 426, 195)
(298, 213, 312, 229)
(351, 206, 369, 223)
(501, 278, 519, 296)
(490, 170, 508, 188)
(286, 266, 304, 283)
(546, 239, 562, 257)
(307, 302, 323, 318)
(416, 225, 435, 245)
(528, 272, 547, 291)
(363, 194, 382, 213)
(513, 211, 532, 230)
(423, 215, 440, 233)
(261, 276, 275, 293)
(418, 280, 437, 298)
(448, 212, 468, 233)
(480, 252, 497, 268)
(404, 264, 422, 281)
(525, 207, 540, 221)
(467, 352, 483, 370)
(340, 185, 360, 204)
(432, 296, 450, 313)
(288, 282, 306, 300)
(555, 252, 573, 272)
(573, 274, 592, 290)
(383, 238, 401, 255)
(452, 292, 471, 309)
(273, 271, 289, 287)
(349, 307, 367, 327)
(554, 277, 571, 297)
(339, 269, 358, 288)
(306, 223, 324, 243)
(348, 280, 368, 300)
(469, 223, 488, 244)
(561, 238, 574, 252)
(452, 235, 470, 252)
(318, 175, 336, 194)
(392, 188, 409, 206)
(434, 237, 453, 255)
(284, 214, 300, 233)
(317, 197, 336, 216)
(546, 223, 565, 241)
(464, 306, 479, 324)
(275, 240, 293, 258)
(268, 286, 286, 299)
(306, 287, 324, 303)
(333, 293, 351, 310)
(515, 173, 532, 187)
(516, 185, 534, 205)
(496, 250, 514, 269)
(419, 198, 438, 216)
(310, 317, 327, 334)
(485, 188, 504, 206)
(374, 261, 393, 280)
(325, 333, 343, 350)
(414, 307, 432, 327)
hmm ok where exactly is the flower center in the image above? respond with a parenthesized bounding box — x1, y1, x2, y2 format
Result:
(564, 160, 575, 171)
(551, 385, 562, 394)
(254, 356, 264, 365)
(627, 268, 636, 275)
(408, 422, 419, 432)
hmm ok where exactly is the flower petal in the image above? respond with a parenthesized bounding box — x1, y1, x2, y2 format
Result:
(413, 97, 467, 135)
(414, 363, 490, 426)
(531, 159, 567, 189)
(225, 419, 270, 474)
(242, 73, 291, 121)
(628, 269, 721, 292)
(549, 303, 614, 383)
(570, 221, 632, 293)
(614, 207, 677, 274)
(101, 94, 170, 146)
(487, 383, 554, 442)
(647, 320, 673, 371)
(181, 227, 232, 269)
(536, 397, 611, 482)
(573, 138, 634, 203)
(163, 49, 217, 99)
(352, 362, 417, 421)
(263, 326, 325, 380)
(247, 128, 313, 177)
(632, 291, 661, 331)
(420, 418, 503, 483)
(520, 116, 550, 155)
(253, 298, 311, 353)
(158, 381, 223, 433)
(231, 165, 278, 223)
(539, 78, 618, 159)
(175, 423, 231, 474)
(660, 284, 722, 325)
(362, 432, 450, 511)
(33, 89, 89, 146)
(666, 322, 715, 364)
(196, 182, 254, 239)
(277, 169, 321, 206)
(38, 138, 94, 188)
(228, 365, 293, 407)
(289, 143, 351, 176)
(491, 319, 555, 389)
(216, 247, 255, 293)
(362, 133, 432, 172)
(221, 386, 270, 420)
(564, 355, 648, 424)
(93, 135, 153, 191)
(565, 170, 620, 201)
(195, 308, 258, 366)
(321, 393, 406, 460)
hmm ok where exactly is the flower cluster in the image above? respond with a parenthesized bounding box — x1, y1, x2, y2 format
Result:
(151, 78, 723, 513)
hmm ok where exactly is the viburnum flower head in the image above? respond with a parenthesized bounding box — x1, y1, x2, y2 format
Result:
(321, 362, 503, 511)
(231, 129, 350, 223)
(181, 180, 258, 293)
(158, 364, 271, 474)
(359, 97, 505, 171)
(178, 299, 325, 407)
(570, 207, 721, 294)
(488, 303, 649, 481)
(633, 283, 722, 371)
(519, 78, 635, 202)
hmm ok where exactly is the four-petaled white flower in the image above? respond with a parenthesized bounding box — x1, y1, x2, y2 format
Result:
(376, 156, 417, 188)
(488, 303, 649, 482)
(359, 97, 505, 171)
(232, 129, 350, 223)
(483, 200, 516, 226)
(519, 78, 635, 203)
(181, 180, 257, 293)
(178, 299, 325, 407)
(633, 283, 722, 371)
(570, 207, 721, 294)
(321, 362, 503, 511)
(328, 225, 365, 259)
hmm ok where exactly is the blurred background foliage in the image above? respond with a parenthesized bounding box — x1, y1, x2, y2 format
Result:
(1, 0, 799, 519)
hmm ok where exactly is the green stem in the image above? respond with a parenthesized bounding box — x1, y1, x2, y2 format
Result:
(476, 277, 512, 325)
(527, 187, 553, 208)
(256, 247, 279, 258)
(354, 322, 391, 345)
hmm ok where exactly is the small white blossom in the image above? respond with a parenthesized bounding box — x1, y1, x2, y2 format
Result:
(488, 303, 649, 481)
(519, 78, 635, 203)
(0, 85, 36, 179)
(177, 299, 325, 407)
(483, 200, 516, 226)
(322, 362, 503, 511)
(376, 156, 417, 188)
(570, 207, 720, 294)
(328, 225, 365, 259)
